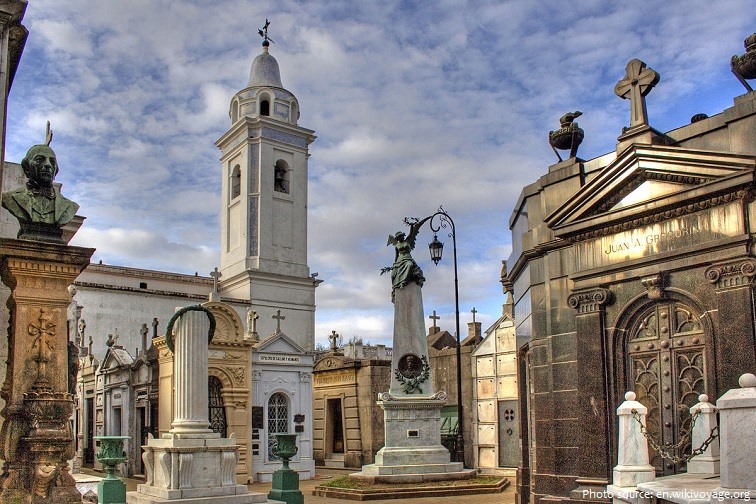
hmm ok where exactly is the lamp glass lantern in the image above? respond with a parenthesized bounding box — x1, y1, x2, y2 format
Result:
(429, 234, 444, 265)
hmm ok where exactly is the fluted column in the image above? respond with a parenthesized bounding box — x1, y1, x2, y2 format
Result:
(170, 309, 213, 434)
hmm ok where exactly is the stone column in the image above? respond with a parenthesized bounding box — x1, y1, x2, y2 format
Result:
(0, 238, 94, 504)
(169, 309, 212, 435)
(705, 260, 756, 392)
(610, 391, 655, 488)
(715, 373, 756, 498)
(568, 288, 612, 497)
(686, 394, 719, 474)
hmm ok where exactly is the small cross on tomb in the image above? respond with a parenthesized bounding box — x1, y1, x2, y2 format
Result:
(152, 317, 159, 338)
(329, 330, 340, 351)
(210, 267, 222, 294)
(429, 310, 440, 329)
(247, 307, 259, 337)
(140, 323, 149, 350)
(272, 309, 285, 333)
(614, 58, 660, 128)
(471, 306, 477, 324)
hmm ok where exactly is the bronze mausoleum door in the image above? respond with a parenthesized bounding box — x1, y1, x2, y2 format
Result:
(626, 299, 708, 475)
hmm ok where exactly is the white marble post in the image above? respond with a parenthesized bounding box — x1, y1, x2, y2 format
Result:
(686, 393, 719, 475)
(611, 391, 655, 488)
(715, 373, 756, 498)
(170, 309, 213, 435)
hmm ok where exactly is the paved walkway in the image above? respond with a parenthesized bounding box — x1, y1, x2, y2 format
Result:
(112, 467, 516, 504)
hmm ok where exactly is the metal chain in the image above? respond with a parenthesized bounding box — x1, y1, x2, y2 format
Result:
(630, 408, 719, 464)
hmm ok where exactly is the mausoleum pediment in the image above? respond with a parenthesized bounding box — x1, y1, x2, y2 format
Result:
(101, 347, 134, 370)
(204, 301, 245, 344)
(257, 331, 306, 355)
(546, 144, 756, 238)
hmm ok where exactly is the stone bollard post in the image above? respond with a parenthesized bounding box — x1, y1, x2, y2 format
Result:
(714, 373, 756, 500)
(611, 391, 655, 487)
(686, 393, 719, 474)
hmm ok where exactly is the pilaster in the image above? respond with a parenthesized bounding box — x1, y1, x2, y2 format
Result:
(568, 287, 613, 497)
(704, 259, 756, 392)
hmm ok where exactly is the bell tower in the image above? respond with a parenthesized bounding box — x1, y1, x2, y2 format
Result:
(216, 33, 318, 349)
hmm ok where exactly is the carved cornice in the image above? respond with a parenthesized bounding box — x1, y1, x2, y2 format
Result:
(705, 259, 756, 290)
(568, 288, 612, 314)
(565, 190, 747, 243)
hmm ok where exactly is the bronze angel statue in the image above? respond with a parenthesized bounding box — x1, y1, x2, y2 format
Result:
(381, 217, 427, 302)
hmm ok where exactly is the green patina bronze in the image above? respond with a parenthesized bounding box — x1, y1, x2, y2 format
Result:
(95, 435, 129, 504)
(268, 433, 304, 504)
(1, 126, 79, 243)
(381, 217, 430, 302)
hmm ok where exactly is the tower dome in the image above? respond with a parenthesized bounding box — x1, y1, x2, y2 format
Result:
(248, 45, 283, 88)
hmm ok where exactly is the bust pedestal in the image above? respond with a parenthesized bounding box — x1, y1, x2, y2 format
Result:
(0, 238, 94, 504)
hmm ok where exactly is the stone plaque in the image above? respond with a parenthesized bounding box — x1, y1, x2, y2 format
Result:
(251, 406, 264, 429)
(259, 353, 301, 365)
(576, 202, 743, 270)
(313, 368, 356, 386)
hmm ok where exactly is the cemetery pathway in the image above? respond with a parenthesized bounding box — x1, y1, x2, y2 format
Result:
(118, 467, 516, 504)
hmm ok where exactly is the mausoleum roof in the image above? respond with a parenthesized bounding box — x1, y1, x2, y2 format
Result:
(248, 46, 283, 88)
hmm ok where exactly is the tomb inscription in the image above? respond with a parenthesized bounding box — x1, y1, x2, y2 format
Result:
(576, 202, 743, 270)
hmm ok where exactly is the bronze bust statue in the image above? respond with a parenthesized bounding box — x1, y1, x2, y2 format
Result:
(2, 128, 79, 242)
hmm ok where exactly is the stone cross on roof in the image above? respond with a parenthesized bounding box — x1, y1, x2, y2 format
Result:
(210, 267, 222, 293)
(152, 317, 159, 338)
(614, 58, 660, 128)
(329, 330, 340, 350)
(246, 307, 259, 341)
(272, 309, 285, 333)
(471, 306, 477, 323)
(429, 310, 440, 329)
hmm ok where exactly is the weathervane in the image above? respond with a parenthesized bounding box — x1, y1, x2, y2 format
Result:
(258, 18, 274, 47)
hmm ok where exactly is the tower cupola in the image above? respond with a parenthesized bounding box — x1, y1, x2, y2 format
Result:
(228, 21, 299, 126)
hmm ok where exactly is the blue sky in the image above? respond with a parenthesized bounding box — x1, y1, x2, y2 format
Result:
(6, 1, 755, 347)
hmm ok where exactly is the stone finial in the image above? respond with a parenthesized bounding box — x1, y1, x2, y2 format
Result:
(548, 111, 584, 161)
(614, 59, 660, 129)
(731, 33, 756, 92)
(739, 372, 756, 388)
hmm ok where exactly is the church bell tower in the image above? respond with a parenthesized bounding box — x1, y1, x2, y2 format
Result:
(216, 32, 318, 349)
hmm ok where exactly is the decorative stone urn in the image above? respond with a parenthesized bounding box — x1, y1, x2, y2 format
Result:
(95, 436, 129, 504)
(732, 33, 756, 91)
(268, 433, 303, 504)
(548, 111, 584, 161)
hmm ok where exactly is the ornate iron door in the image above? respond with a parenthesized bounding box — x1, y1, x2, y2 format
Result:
(267, 393, 289, 461)
(627, 301, 707, 475)
(208, 376, 227, 437)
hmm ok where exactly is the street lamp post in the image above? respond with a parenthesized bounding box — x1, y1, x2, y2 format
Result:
(424, 207, 464, 466)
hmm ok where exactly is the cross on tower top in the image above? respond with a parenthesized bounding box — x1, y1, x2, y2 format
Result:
(471, 307, 477, 323)
(272, 309, 285, 333)
(429, 310, 440, 328)
(614, 58, 660, 129)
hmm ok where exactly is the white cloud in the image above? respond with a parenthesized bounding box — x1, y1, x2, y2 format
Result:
(8, 1, 756, 346)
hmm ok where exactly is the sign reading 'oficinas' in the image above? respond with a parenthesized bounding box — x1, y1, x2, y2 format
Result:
(576, 202, 743, 270)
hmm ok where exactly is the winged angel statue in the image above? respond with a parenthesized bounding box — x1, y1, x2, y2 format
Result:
(381, 217, 427, 302)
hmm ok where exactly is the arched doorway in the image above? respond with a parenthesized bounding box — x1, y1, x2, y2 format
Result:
(267, 392, 289, 461)
(625, 298, 709, 475)
(208, 376, 227, 437)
